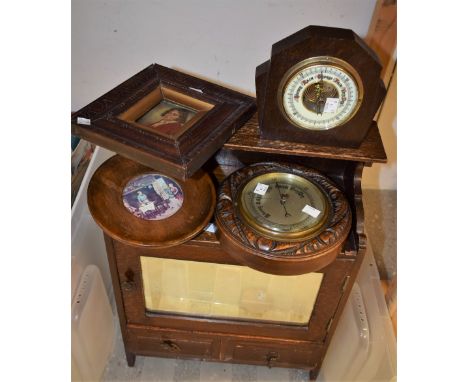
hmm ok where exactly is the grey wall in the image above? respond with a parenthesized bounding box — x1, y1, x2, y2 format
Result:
(72, 1, 398, 189)
(72, 0, 376, 110)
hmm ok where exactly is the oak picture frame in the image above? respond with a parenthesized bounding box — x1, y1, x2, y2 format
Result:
(72, 63, 256, 180)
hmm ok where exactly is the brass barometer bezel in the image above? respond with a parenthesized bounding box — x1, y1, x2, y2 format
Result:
(277, 56, 365, 131)
(236, 172, 330, 242)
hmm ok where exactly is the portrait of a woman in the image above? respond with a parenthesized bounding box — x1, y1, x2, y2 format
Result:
(148, 107, 189, 135)
(136, 101, 196, 137)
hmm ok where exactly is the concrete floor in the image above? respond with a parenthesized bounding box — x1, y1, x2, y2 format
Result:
(102, 189, 397, 381)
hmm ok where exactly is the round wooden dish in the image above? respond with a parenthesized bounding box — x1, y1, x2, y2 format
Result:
(215, 162, 352, 275)
(87, 155, 216, 248)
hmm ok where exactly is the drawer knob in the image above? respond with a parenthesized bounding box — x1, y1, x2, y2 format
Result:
(161, 339, 181, 352)
(266, 351, 279, 368)
(121, 281, 136, 291)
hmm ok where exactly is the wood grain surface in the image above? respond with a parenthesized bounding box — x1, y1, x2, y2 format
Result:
(88, 155, 216, 248)
(225, 114, 387, 164)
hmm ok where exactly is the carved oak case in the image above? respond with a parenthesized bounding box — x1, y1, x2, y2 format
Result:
(215, 162, 352, 275)
(88, 112, 386, 381)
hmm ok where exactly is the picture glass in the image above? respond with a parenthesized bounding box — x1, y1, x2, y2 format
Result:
(136, 100, 196, 137)
(122, 173, 184, 221)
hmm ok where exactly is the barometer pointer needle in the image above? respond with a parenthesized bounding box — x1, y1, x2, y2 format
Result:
(318, 71, 325, 115)
(275, 181, 291, 217)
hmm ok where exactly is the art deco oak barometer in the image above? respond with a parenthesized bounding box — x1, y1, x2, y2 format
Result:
(78, 25, 387, 381)
(256, 25, 386, 147)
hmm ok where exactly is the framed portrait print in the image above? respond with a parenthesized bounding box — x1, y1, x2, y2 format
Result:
(72, 63, 256, 179)
(118, 84, 214, 140)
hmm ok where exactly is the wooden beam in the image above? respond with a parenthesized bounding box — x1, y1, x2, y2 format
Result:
(366, 0, 397, 86)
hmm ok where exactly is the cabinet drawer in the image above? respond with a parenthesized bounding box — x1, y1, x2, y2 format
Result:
(224, 340, 321, 369)
(127, 327, 218, 360)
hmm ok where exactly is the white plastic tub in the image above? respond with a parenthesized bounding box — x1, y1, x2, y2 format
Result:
(71, 265, 115, 382)
(318, 248, 397, 381)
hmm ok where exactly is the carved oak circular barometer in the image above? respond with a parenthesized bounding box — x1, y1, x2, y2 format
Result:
(215, 163, 352, 275)
(237, 171, 330, 241)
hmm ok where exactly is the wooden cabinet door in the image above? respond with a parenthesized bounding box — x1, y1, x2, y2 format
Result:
(107, 235, 356, 343)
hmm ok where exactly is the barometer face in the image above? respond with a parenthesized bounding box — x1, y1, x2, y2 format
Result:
(280, 57, 363, 130)
(236, 172, 330, 241)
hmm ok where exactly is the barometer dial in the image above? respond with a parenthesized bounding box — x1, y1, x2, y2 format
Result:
(280, 57, 363, 130)
(237, 172, 330, 242)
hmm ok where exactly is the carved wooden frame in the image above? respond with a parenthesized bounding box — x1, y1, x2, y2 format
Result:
(215, 162, 352, 275)
(72, 63, 256, 180)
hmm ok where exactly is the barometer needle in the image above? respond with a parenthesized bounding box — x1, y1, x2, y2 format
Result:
(282, 204, 292, 218)
(317, 71, 325, 115)
(275, 182, 291, 217)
